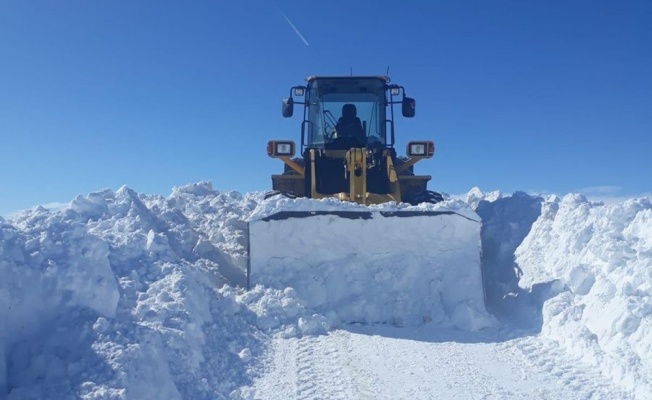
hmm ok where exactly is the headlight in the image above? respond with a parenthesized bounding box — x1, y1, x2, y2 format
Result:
(276, 143, 292, 155)
(267, 140, 295, 158)
(407, 141, 435, 158)
(409, 143, 426, 155)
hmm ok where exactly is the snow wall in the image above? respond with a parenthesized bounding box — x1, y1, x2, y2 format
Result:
(0, 184, 265, 400)
(249, 205, 487, 329)
(515, 194, 652, 398)
(473, 188, 652, 399)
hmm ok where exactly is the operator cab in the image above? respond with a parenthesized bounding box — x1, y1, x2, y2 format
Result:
(306, 76, 387, 150)
(282, 76, 415, 152)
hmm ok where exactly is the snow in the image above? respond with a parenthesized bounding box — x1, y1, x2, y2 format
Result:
(0, 183, 263, 399)
(248, 196, 489, 329)
(245, 327, 629, 400)
(0, 182, 650, 399)
(515, 194, 652, 398)
(248, 193, 479, 221)
(466, 186, 503, 210)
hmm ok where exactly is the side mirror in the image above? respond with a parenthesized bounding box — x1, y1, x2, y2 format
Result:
(282, 97, 294, 118)
(402, 97, 415, 118)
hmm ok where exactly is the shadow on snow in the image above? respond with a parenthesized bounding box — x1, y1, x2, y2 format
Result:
(338, 192, 562, 344)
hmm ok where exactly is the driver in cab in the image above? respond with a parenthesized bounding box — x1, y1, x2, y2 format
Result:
(334, 104, 366, 144)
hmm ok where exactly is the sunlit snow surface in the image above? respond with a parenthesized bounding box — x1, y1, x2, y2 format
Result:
(516, 194, 652, 398)
(0, 182, 650, 399)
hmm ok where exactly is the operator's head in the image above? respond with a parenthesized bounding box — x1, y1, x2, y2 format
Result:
(342, 104, 357, 119)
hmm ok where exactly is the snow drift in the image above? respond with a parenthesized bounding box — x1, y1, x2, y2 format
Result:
(0, 184, 269, 399)
(515, 194, 652, 398)
(473, 188, 652, 399)
(0, 183, 650, 399)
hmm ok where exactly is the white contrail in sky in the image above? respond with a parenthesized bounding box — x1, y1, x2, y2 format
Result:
(279, 9, 310, 46)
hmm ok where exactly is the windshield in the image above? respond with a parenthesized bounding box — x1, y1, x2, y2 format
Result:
(305, 77, 387, 148)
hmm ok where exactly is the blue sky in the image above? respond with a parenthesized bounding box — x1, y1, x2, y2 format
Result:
(1, 0, 651, 215)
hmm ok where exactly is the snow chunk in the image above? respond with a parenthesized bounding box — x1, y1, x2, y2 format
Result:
(466, 187, 503, 210)
(238, 348, 252, 363)
(298, 315, 331, 335)
(171, 181, 215, 197)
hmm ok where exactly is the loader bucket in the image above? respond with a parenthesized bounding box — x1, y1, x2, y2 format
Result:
(247, 199, 487, 327)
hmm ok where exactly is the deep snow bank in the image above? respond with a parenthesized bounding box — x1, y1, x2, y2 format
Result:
(514, 194, 652, 398)
(0, 184, 269, 399)
(472, 187, 651, 398)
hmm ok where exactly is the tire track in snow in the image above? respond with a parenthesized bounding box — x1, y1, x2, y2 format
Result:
(293, 334, 355, 400)
(293, 336, 323, 399)
(498, 335, 634, 400)
(332, 330, 380, 399)
(342, 329, 517, 399)
(247, 328, 633, 399)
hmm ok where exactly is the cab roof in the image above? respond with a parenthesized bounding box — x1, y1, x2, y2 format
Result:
(305, 75, 390, 83)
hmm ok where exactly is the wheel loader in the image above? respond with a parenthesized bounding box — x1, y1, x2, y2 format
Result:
(266, 75, 443, 205)
(247, 76, 486, 326)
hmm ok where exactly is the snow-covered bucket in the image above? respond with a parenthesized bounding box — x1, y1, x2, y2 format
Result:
(248, 197, 489, 328)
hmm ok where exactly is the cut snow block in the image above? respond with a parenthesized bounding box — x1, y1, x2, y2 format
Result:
(248, 209, 487, 327)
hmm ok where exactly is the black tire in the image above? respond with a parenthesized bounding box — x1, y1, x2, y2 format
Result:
(264, 191, 299, 200)
(404, 190, 444, 205)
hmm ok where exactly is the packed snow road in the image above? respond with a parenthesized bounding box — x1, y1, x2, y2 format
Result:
(242, 326, 631, 400)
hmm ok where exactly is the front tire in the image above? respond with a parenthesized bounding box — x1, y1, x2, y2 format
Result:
(404, 190, 444, 205)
